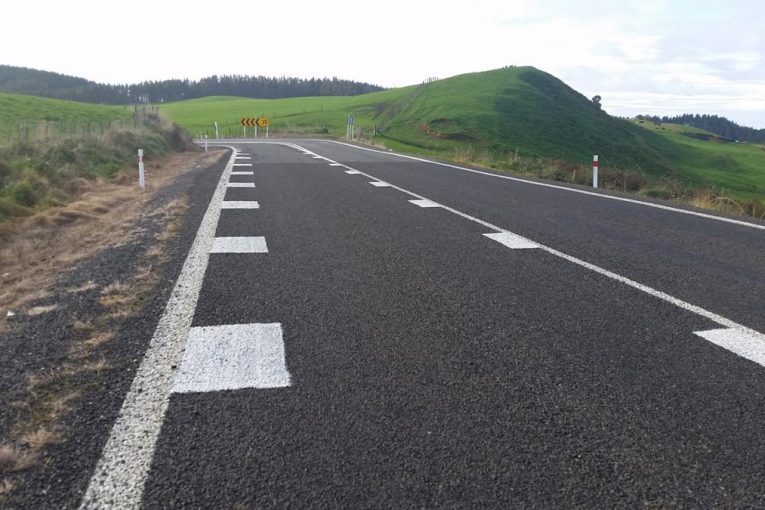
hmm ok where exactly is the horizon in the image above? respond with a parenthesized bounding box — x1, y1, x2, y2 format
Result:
(3, 63, 764, 131)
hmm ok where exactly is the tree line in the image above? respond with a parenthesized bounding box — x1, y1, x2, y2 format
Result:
(636, 113, 765, 144)
(0, 65, 384, 104)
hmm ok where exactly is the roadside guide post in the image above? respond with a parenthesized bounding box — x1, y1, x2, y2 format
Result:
(592, 155, 599, 188)
(138, 149, 145, 192)
(214, 121, 219, 139)
(204, 135, 208, 152)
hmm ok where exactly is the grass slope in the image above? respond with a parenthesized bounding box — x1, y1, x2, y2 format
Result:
(158, 66, 761, 203)
(0, 94, 191, 221)
(0, 93, 131, 141)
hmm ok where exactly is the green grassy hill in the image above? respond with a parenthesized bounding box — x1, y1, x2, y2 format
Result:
(0, 92, 132, 143)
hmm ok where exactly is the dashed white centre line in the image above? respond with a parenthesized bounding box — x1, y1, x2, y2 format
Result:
(231, 171, 254, 176)
(233, 163, 253, 167)
(211, 236, 268, 253)
(409, 199, 441, 207)
(286, 142, 765, 370)
(483, 232, 540, 249)
(694, 328, 765, 366)
(227, 182, 255, 188)
(370, 181, 393, 187)
(221, 201, 259, 209)
(329, 163, 343, 167)
(171, 323, 291, 393)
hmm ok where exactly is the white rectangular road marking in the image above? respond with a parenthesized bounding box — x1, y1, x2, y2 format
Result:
(211, 236, 268, 253)
(221, 201, 259, 209)
(172, 323, 291, 393)
(231, 171, 254, 176)
(329, 163, 343, 167)
(235, 156, 251, 159)
(227, 182, 255, 188)
(370, 181, 393, 187)
(484, 232, 540, 249)
(409, 199, 441, 207)
(345, 170, 362, 175)
(80, 145, 238, 508)
(233, 163, 253, 167)
(694, 328, 765, 367)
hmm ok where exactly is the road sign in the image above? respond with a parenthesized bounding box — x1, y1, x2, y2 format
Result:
(241, 117, 270, 127)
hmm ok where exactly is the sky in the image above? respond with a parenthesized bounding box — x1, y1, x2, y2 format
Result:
(3, 0, 764, 128)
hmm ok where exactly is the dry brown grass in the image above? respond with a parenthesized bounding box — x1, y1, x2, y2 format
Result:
(0, 478, 15, 497)
(20, 428, 63, 451)
(0, 150, 221, 319)
(0, 443, 36, 473)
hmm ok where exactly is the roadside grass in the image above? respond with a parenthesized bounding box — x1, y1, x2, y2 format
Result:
(0, 151, 220, 502)
(0, 99, 193, 223)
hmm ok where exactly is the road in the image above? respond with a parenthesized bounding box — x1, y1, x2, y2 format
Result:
(83, 140, 765, 508)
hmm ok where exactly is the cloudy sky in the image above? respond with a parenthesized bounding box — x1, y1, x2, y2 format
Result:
(3, 0, 764, 127)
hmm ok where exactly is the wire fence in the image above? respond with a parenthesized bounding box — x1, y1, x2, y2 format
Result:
(0, 106, 161, 146)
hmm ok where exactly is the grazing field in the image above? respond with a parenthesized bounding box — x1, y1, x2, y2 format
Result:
(0, 93, 133, 143)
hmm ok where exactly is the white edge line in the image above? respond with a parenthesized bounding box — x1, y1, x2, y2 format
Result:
(324, 140, 765, 232)
(79, 147, 237, 509)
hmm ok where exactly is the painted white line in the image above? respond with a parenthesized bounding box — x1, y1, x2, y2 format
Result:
(326, 140, 765, 232)
(221, 201, 259, 209)
(370, 181, 393, 188)
(211, 236, 268, 253)
(80, 147, 238, 509)
(282, 143, 765, 368)
(409, 199, 441, 208)
(235, 156, 251, 160)
(484, 232, 539, 249)
(312, 155, 324, 159)
(233, 163, 253, 167)
(329, 163, 343, 167)
(172, 323, 291, 393)
(695, 328, 765, 367)
(227, 182, 255, 188)
(345, 170, 363, 175)
(231, 171, 254, 176)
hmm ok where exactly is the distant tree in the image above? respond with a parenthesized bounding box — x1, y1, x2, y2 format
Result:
(591, 95, 602, 109)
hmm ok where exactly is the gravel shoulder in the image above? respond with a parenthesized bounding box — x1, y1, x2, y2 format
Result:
(0, 148, 229, 508)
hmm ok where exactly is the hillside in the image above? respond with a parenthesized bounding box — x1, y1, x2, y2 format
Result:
(0, 65, 384, 104)
(160, 66, 765, 203)
(637, 113, 765, 144)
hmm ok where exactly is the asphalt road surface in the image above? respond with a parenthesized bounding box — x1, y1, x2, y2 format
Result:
(82, 140, 765, 508)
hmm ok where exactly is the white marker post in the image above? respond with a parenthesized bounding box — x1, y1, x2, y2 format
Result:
(255, 125, 258, 138)
(266, 124, 269, 139)
(214, 121, 219, 139)
(138, 149, 145, 192)
(204, 135, 208, 152)
(592, 155, 599, 189)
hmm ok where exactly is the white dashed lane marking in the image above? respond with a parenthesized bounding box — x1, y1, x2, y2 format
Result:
(211, 237, 268, 254)
(172, 323, 291, 393)
(345, 170, 363, 175)
(370, 181, 392, 187)
(694, 328, 765, 367)
(221, 201, 259, 209)
(231, 171, 254, 176)
(409, 199, 441, 208)
(484, 232, 540, 249)
(233, 163, 253, 167)
(227, 182, 255, 188)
